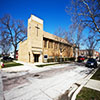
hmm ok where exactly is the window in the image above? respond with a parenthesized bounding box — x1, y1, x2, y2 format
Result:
(44, 40, 47, 48)
(48, 41, 50, 48)
(54, 42, 57, 49)
(48, 40, 53, 48)
(59, 43, 63, 49)
(57, 43, 59, 49)
(51, 41, 53, 48)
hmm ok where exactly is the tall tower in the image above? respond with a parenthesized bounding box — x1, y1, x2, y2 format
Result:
(28, 15, 43, 63)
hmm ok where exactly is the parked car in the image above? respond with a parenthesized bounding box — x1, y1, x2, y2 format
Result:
(77, 56, 85, 62)
(85, 58, 97, 68)
(2, 56, 13, 62)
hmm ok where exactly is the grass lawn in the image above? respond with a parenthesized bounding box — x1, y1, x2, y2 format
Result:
(76, 87, 100, 100)
(91, 68, 100, 80)
(36, 62, 71, 67)
(36, 63, 57, 67)
(3, 61, 23, 68)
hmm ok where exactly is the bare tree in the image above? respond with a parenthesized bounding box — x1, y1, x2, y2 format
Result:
(67, 24, 85, 45)
(54, 27, 72, 62)
(66, 0, 100, 58)
(0, 31, 11, 55)
(66, 0, 100, 39)
(54, 26, 83, 60)
(55, 28, 67, 52)
(84, 33, 99, 57)
(0, 14, 27, 59)
(64, 23, 84, 59)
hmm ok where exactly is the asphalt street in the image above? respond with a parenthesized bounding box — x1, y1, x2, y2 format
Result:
(1, 62, 93, 100)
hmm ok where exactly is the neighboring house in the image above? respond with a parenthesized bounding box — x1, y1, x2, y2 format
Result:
(18, 15, 74, 63)
(79, 49, 99, 58)
(94, 51, 99, 58)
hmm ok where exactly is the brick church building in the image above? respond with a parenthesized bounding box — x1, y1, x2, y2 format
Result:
(18, 15, 74, 63)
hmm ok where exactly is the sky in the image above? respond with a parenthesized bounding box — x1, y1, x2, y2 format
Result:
(0, 0, 100, 52)
(0, 0, 71, 34)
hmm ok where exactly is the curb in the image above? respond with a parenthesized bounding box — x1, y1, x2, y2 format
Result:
(71, 67, 98, 100)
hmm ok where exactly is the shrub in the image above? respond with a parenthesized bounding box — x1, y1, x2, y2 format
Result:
(47, 58, 54, 62)
(68, 57, 75, 61)
(65, 58, 68, 61)
(1, 59, 13, 63)
(47, 57, 75, 62)
(57, 58, 60, 62)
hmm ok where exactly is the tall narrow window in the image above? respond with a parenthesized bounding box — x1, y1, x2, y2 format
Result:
(51, 41, 53, 48)
(44, 40, 47, 48)
(48, 41, 50, 48)
(54, 42, 57, 49)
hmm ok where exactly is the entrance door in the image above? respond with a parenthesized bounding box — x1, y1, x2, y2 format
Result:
(34, 54, 40, 62)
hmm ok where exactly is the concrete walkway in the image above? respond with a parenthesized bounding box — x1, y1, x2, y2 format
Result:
(85, 79, 100, 92)
(0, 70, 4, 100)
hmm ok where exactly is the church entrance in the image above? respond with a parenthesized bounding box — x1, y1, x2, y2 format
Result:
(34, 54, 40, 62)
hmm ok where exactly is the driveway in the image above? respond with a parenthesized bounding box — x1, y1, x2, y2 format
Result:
(1, 62, 93, 100)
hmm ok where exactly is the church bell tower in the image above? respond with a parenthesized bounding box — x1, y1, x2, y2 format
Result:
(27, 15, 43, 63)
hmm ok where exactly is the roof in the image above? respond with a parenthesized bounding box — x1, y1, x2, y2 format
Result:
(28, 15, 43, 24)
(43, 31, 71, 46)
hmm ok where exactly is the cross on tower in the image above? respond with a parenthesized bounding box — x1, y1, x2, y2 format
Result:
(35, 24, 40, 36)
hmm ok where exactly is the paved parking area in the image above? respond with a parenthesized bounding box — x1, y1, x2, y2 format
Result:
(1, 63, 93, 100)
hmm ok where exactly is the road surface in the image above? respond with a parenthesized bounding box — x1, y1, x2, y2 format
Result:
(2, 62, 93, 100)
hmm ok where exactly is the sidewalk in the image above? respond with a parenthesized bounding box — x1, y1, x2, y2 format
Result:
(85, 65, 100, 92)
(71, 66, 100, 100)
(85, 79, 100, 92)
(0, 70, 4, 100)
